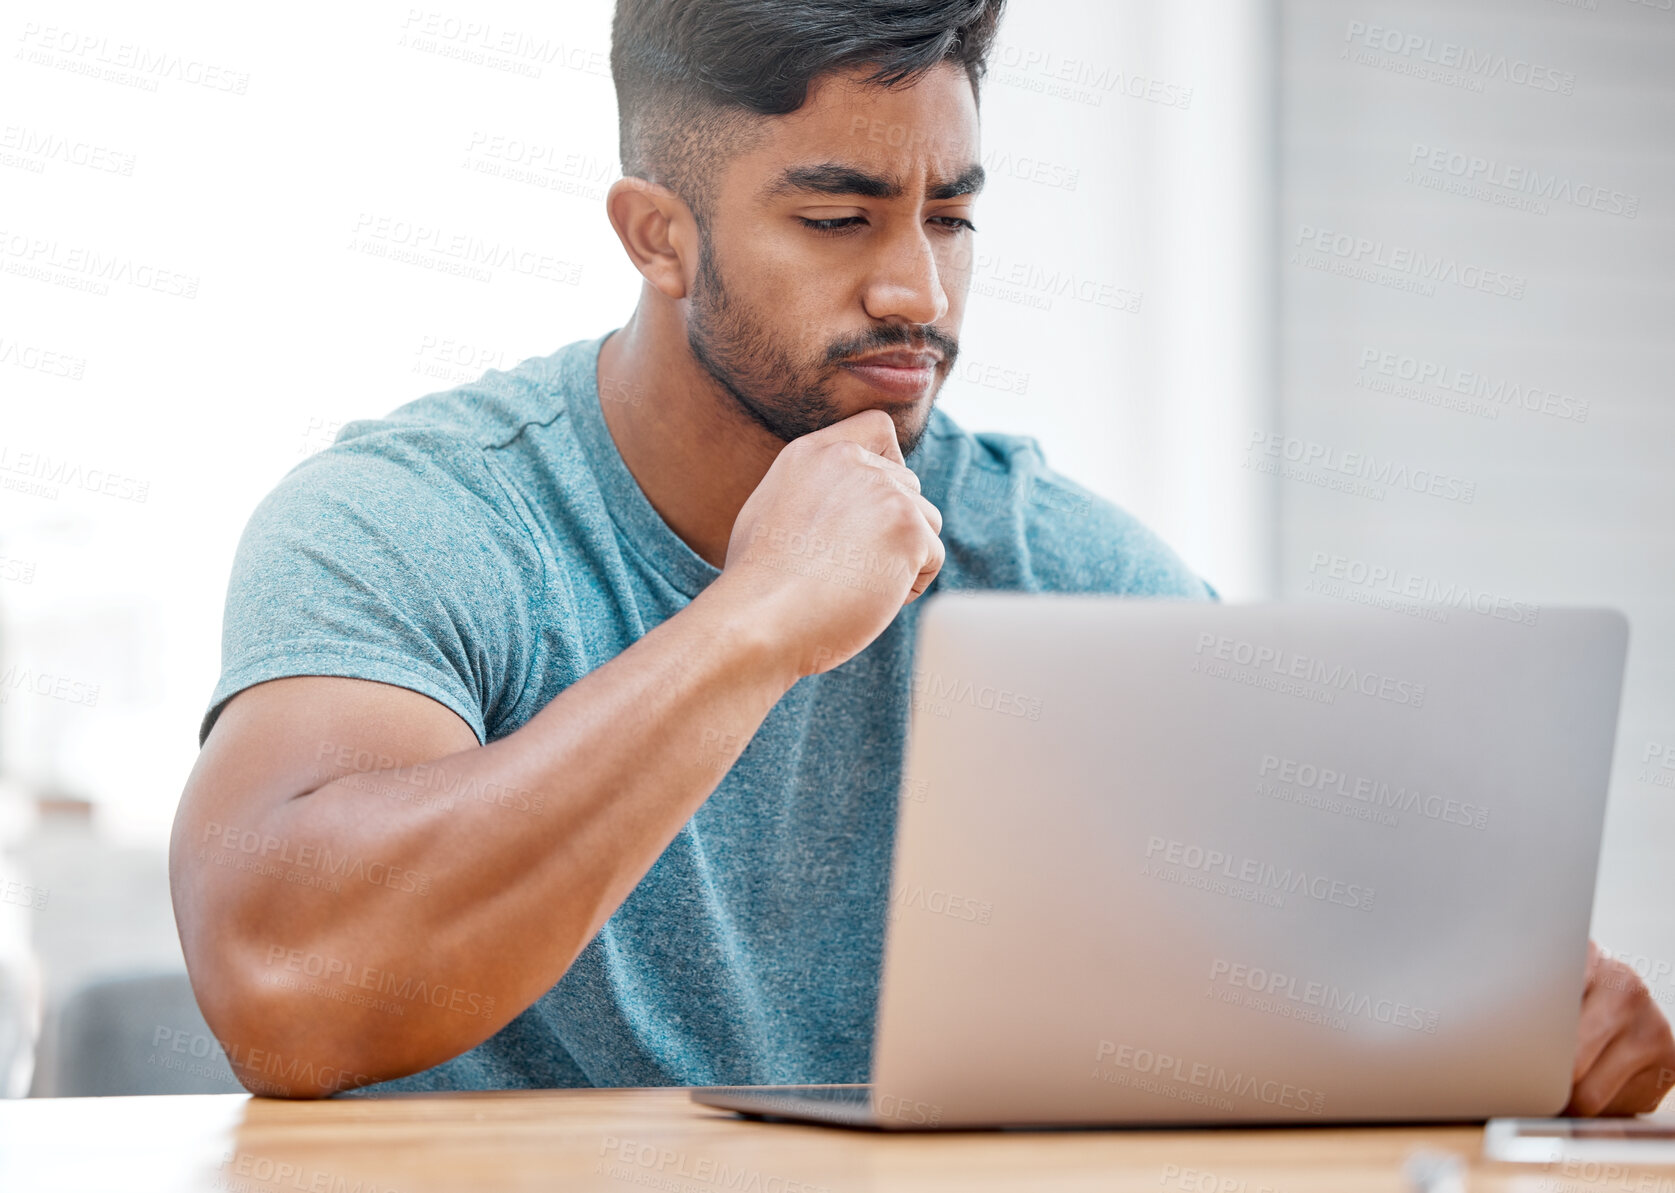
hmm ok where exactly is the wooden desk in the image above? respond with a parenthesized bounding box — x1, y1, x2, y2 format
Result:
(0, 1087, 1660, 1192)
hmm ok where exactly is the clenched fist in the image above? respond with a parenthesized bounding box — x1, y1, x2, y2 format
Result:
(715, 408, 944, 678)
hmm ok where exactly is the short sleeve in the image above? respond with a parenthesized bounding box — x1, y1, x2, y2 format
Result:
(199, 428, 545, 747)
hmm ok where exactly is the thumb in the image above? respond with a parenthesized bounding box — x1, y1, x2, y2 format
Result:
(819, 408, 905, 466)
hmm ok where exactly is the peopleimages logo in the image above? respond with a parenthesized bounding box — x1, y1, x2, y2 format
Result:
(0, 443, 149, 502)
(0, 228, 200, 299)
(1294, 225, 1526, 300)
(1407, 143, 1638, 219)
(1306, 550, 1540, 628)
(1247, 430, 1477, 504)
(1342, 21, 1578, 95)
(397, 10, 609, 80)
(0, 664, 100, 708)
(988, 40, 1195, 110)
(967, 250, 1143, 314)
(199, 820, 432, 894)
(1357, 347, 1589, 425)
(1193, 631, 1427, 708)
(348, 212, 582, 286)
(15, 22, 252, 95)
(1092, 1040, 1327, 1115)
(150, 1026, 370, 1096)
(1644, 742, 1675, 791)
(263, 946, 496, 1020)
(889, 884, 994, 925)
(0, 125, 136, 176)
(0, 879, 49, 910)
(0, 336, 87, 380)
(1208, 959, 1441, 1034)
(911, 671, 1044, 721)
(1258, 754, 1491, 832)
(1144, 836, 1376, 911)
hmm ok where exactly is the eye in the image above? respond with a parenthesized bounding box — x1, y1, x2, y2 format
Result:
(932, 216, 977, 233)
(798, 216, 866, 236)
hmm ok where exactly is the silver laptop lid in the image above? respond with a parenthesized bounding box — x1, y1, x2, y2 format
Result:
(874, 596, 1627, 1127)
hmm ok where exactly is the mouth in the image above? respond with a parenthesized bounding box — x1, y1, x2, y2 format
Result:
(839, 349, 943, 399)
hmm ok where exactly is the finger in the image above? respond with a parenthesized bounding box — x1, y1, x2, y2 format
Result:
(903, 533, 946, 605)
(854, 456, 938, 525)
(1567, 963, 1675, 1113)
(1601, 1059, 1675, 1116)
(1565, 1024, 1672, 1116)
(909, 491, 943, 537)
(855, 452, 922, 494)
(1574, 966, 1634, 1083)
(1574, 994, 1623, 1086)
(821, 408, 905, 465)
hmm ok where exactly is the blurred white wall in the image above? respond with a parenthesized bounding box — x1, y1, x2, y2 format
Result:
(1277, 0, 1675, 992)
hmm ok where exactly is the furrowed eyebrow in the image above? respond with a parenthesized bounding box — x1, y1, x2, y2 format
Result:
(928, 164, 986, 201)
(761, 164, 903, 201)
(759, 162, 987, 203)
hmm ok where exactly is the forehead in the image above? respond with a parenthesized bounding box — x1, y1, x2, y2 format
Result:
(727, 61, 981, 198)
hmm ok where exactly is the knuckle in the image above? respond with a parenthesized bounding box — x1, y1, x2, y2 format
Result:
(894, 487, 927, 518)
(880, 500, 916, 537)
(1603, 960, 1643, 996)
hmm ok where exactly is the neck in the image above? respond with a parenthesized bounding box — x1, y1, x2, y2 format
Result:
(594, 293, 785, 569)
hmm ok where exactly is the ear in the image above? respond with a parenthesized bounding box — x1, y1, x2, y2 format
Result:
(605, 177, 697, 301)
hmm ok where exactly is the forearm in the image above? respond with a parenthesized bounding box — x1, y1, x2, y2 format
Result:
(184, 577, 798, 1092)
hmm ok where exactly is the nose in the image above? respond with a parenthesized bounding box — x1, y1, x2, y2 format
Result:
(861, 223, 951, 327)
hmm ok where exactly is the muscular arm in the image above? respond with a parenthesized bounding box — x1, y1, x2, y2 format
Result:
(170, 410, 943, 1096)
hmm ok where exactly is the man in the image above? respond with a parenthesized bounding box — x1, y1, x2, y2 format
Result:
(171, 0, 1675, 1114)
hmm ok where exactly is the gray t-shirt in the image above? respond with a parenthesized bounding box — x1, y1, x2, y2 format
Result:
(203, 330, 1217, 1092)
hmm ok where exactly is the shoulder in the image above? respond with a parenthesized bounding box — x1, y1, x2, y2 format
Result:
(233, 339, 613, 593)
(326, 335, 597, 461)
(253, 336, 604, 540)
(910, 408, 1217, 600)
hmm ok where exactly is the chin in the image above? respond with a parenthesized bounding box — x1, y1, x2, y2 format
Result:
(890, 403, 936, 458)
(821, 373, 940, 451)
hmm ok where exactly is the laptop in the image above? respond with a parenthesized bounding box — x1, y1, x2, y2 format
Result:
(693, 594, 1629, 1129)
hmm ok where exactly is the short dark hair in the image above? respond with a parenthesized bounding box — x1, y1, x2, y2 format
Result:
(611, 0, 1007, 220)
